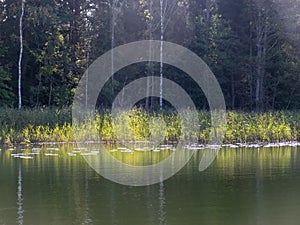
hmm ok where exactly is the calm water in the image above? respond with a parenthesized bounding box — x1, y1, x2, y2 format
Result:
(1, 145, 300, 225)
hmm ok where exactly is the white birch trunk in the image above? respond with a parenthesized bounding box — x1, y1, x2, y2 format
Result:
(111, 0, 116, 97)
(85, 43, 90, 109)
(146, 0, 153, 110)
(18, 0, 24, 109)
(159, 0, 164, 110)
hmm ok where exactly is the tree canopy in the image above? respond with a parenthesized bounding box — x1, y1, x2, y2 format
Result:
(0, 0, 299, 111)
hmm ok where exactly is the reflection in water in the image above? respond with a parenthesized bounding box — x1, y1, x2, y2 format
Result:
(146, 185, 154, 224)
(17, 162, 24, 225)
(255, 149, 264, 225)
(0, 146, 299, 225)
(110, 183, 117, 225)
(83, 164, 92, 224)
(159, 181, 166, 225)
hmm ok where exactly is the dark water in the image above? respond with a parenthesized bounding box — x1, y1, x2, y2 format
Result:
(1, 145, 300, 225)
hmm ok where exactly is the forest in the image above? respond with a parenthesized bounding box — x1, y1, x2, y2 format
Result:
(0, 0, 299, 111)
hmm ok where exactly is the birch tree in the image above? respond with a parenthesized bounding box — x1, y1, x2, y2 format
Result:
(18, 0, 25, 109)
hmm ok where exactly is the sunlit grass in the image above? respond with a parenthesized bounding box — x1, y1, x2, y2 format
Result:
(0, 107, 299, 144)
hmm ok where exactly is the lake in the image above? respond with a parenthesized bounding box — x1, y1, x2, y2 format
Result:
(1, 144, 300, 225)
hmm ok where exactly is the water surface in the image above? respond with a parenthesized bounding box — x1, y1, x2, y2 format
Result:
(0, 145, 300, 225)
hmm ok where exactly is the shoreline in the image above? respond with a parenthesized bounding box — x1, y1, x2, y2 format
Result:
(1, 140, 300, 151)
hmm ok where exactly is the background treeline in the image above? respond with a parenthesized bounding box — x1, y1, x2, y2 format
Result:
(0, 0, 299, 111)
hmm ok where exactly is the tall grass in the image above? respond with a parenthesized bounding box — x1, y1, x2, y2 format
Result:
(224, 111, 298, 143)
(0, 107, 299, 144)
(0, 107, 72, 144)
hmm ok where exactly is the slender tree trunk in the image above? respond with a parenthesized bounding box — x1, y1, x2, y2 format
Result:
(231, 72, 235, 109)
(36, 74, 42, 107)
(255, 76, 261, 111)
(48, 76, 53, 107)
(249, 8, 254, 110)
(159, 0, 164, 110)
(255, 4, 264, 112)
(285, 79, 299, 110)
(18, 0, 24, 109)
(255, 1, 269, 112)
(146, 0, 153, 111)
(71, 0, 80, 45)
(111, 0, 116, 98)
(261, 13, 268, 109)
(204, 0, 211, 52)
(271, 78, 280, 110)
(120, 76, 127, 107)
(85, 43, 90, 109)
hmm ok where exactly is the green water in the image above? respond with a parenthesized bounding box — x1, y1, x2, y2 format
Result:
(1, 145, 300, 225)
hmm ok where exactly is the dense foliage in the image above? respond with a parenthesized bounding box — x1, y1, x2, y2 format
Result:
(0, 0, 299, 111)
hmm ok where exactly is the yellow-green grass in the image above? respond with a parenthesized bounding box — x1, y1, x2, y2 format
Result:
(0, 107, 299, 144)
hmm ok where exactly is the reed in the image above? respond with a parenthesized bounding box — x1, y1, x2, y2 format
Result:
(0, 107, 299, 144)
